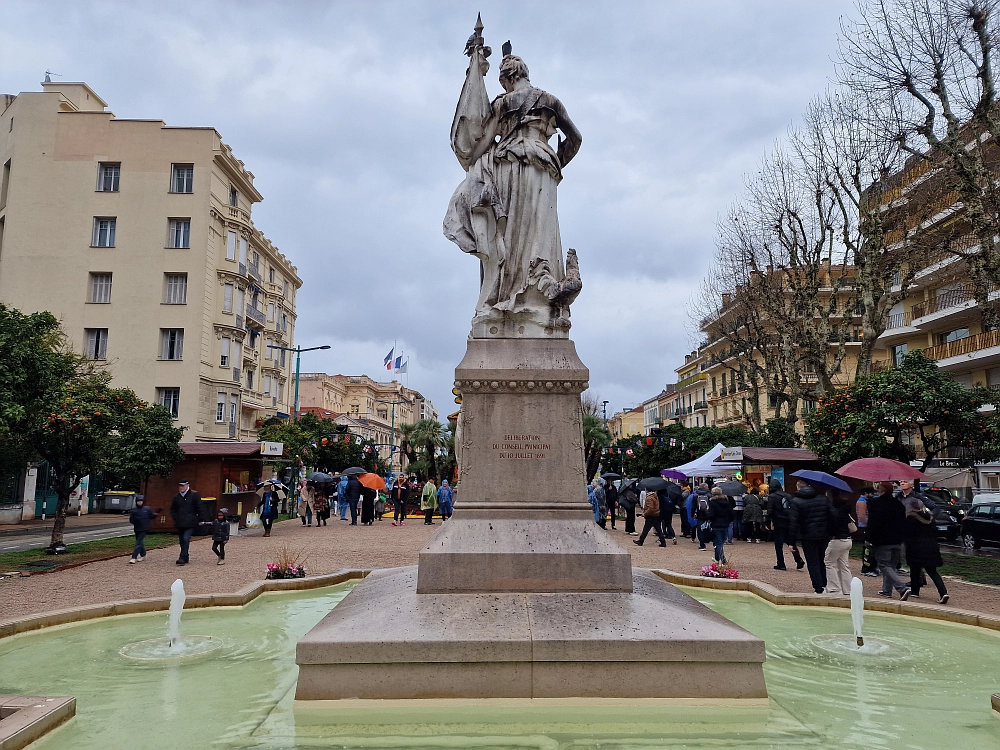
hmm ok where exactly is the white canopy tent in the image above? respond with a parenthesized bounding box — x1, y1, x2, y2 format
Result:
(669, 443, 740, 479)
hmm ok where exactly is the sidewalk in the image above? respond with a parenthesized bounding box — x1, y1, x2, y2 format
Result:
(0, 514, 132, 537)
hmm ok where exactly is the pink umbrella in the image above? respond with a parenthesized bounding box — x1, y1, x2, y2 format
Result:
(835, 458, 929, 482)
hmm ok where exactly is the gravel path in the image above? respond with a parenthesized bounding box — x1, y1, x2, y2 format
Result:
(3, 515, 999, 622)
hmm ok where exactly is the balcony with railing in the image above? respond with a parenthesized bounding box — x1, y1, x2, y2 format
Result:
(245, 303, 266, 327)
(923, 328, 1000, 365)
(693, 400, 708, 411)
(247, 263, 262, 283)
(885, 310, 913, 330)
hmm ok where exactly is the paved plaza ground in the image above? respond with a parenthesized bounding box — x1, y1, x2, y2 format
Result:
(3, 515, 1000, 622)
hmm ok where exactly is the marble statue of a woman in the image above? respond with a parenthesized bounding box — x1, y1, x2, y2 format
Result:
(443, 20, 583, 338)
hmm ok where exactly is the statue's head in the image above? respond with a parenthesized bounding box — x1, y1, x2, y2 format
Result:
(499, 55, 529, 91)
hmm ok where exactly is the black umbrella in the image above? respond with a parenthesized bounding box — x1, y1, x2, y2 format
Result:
(636, 477, 671, 491)
(600, 472, 622, 481)
(306, 471, 333, 483)
(342, 467, 367, 476)
(716, 480, 747, 496)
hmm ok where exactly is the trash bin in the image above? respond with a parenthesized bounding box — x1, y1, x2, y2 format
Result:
(227, 514, 240, 538)
(101, 491, 136, 513)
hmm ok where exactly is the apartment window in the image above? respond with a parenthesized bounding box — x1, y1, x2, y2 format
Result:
(281, 313, 288, 332)
(238, 237, 248, 266)
(768, 394, 779, 409)
(276, 382, 283, 400)
(216, 393, 226, 423)
(268, 267, 275, 283)
(164, 273, 188, 304)
(265, 338, 273, 359)
(226, 231, 237, 261)
(891, 343, 908, 367)
(168, 219, 191, 248)
(939, 328, 970, 345)
(282, 280, 288, 298)
(236, 288, 245, 315)
(88, 273, 112, 303)
(1, 159, 10, 210)
(802, 399, 817, 415)
(246, 369, 254, 390)
(157, 387, 180, 418)
(252, 251, 260, 267)
(279, 348, 286, 367)
(171, 164, 194, 193)
(264, 375, 271, 396)
(84, 328, 108, 360)
(92, 217, 116, 247)
(160, 329, 184, 360)
(97, 163, 120, 192)
(268, 303, 275, 322)
(220, 336, 231, 367)
(233, 341, 241, 364)
(229, 401, 237, 424)
(229, 186, 239, 207)
(222, 283, 233, 313)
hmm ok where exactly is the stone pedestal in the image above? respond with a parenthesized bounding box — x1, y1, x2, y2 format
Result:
(294, 337, 767, 701)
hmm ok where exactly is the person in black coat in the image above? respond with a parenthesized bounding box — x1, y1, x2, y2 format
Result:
(605, 480, 619, 530)
(344, 475, 362, 526)
(707, 487, 734, 563)
(787, 481, 834, 593)
(767, 479, 805, 571)
(208, 507, 230, 565)
(170, 480, 203, 565)
(900, 480, 948, 603)
(867, 482, 910, 600)
(659, 482, 682, 544)
(618, 481, 639, 535)
(128, 497, 158, 563)
(360, 485, 376, 525)
(390, 475, 410, 526)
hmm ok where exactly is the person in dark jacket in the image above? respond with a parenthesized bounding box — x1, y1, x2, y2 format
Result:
(618, 481, 638, 534)
(659, 482, 682, 544)
(633, 487, 665, 546)
(787, 481, 834, 593)
(257, 488, 280, 537)
(344, 475, 362, 525)
(128, 497, 157, 563)
(360, 485, 377, 525)
(767, 479, 804, 571)
(692, 485, 712, 550)
(900, 480, 948, 603)
(390, 475, 410, 526)
(679, 486, 692, 538)
(170, 480, 203, 565)
(605, 480, 618, 530)
(208, 508, 230, 565)
(707, 487, 734, 563)
(867, 481, 910, 600)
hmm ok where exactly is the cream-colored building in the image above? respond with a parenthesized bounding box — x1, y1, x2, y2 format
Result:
(0, 81, 301, 441)
(297, 373, 437, 471)
(608, 406, 644, 440)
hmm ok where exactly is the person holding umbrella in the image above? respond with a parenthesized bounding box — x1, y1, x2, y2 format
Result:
(900, 479, 948, 604)
(867, 481, 911, 600)
(787, 480, 835, 594)
(633, 481, 665, 547)
(605, 477, 618, 530)
(618, 480, 639, 535)
(343, 471, 363, 526)
(256, 482, 280, 537)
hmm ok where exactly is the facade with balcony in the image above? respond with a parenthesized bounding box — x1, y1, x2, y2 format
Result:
(0, 81, 302, 443)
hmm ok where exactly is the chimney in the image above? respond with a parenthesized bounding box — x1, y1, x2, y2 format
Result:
(722, 293, 732, 305)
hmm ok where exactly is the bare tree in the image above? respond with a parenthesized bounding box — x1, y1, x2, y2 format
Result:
(839, 0, 1000, 327)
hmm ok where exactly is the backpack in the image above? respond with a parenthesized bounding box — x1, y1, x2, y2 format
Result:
(696, 495, 710, 519)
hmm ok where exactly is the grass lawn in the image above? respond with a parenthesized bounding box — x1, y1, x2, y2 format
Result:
(850, 542, 1000, 585)
(0, 534, 177, 573)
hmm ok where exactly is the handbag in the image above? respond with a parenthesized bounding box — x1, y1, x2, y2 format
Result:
(848, 516, 858, 534)
(245, 512, 262, 528)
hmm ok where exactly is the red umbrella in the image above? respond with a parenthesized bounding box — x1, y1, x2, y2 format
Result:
(835, 458, 929, 482)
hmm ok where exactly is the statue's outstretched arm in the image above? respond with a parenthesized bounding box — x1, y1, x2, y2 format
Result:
(553, 101, 582, 168)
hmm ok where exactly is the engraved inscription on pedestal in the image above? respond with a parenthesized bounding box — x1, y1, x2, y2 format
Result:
(495, 435, 551, 460)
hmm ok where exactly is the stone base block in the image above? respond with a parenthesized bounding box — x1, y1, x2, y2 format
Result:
(417, 516, 633, 593)
(295, 567, 767, 701)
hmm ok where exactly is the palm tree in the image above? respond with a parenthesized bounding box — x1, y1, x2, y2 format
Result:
(400, 419, 447, 481)
(582, 414, 612, 482)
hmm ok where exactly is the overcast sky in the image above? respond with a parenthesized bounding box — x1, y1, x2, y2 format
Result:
(1, 0, 857, 419)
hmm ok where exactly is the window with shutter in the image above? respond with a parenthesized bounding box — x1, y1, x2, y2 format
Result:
(216, 393, 226, 423)
(164, 274, 187, 304)
(157, 388, 180, 418)
(84, 328, 108, 360)
(160, 329, 184, 360)
(89, 273, 112, 303)
(223, 283, 233, 313)
(220, 337, 231, 367)
(226, 231, 237, 261)
(92, 218, 116, 247)
(168, 219, 191, 248)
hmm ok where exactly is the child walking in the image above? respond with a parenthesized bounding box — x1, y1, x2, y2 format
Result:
(211, 508, 230, 565)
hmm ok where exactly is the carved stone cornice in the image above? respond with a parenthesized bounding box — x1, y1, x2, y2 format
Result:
(454, 378, 589, 395)
(213, 324, 246, 342)
(217, 270, 248, 290)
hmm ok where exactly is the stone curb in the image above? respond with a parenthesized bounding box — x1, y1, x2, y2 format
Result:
(0, 568, 369, 641)
(0, 696, 75, 750)
(652, 569, 1000, 633)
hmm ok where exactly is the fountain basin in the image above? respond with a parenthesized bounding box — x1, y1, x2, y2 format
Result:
(1, 581, 999, 749)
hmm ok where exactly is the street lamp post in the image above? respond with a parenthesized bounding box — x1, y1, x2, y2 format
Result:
(375, 398, 409, 476)
(602, 400, 609, 430)
(267, 343, 331, 423)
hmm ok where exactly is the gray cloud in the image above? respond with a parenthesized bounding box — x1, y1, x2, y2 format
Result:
(0, 0, 855, 417)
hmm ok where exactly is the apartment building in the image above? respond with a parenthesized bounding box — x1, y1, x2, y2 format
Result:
(0, 81, 301, 441)
(669, 353, 710, 428)
(608, 406, 644, 440)
(297, 373, 438, 470)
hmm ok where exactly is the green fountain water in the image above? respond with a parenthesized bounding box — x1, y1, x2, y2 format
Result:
(1, 582, 998, 749)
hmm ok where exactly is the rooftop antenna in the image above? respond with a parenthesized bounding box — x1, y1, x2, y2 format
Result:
(44, 70, 61, 83)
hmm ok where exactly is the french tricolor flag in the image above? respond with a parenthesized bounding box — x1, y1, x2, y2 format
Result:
(384, 348, 394, 371)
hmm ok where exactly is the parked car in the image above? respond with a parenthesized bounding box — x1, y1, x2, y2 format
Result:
(923, 498, 962, 542)
(960, 501, 1000, 550)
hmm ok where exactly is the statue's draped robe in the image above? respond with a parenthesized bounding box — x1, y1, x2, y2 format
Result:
(444, 53, 572, 320)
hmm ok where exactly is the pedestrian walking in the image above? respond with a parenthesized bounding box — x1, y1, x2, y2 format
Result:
(390, 475, 409, 526)
(766, 479, 805, 571)
(618, 481, 638, 534)
(170, 480, 203, 565)
(345, 474, 362, 526)
(592, 478, 608, 529)
(297, 491, 313, 527)
(128, 496, 157, 563)
(693, 484, 712, 550)
(257, 486, 280, 538)
(312, 487, 330, 527)
(707, 487, 734, 563)
(421, 479, 438, 524)
(208, 508, 230, 565)
(633, 484, 665, 547)
(685, 488, 699, 542)
(824, 493, 856, 594)
(659, 481, 681, 544)
(787, 480, 835, 593)
(437, 479, 454, 520)
(900, 480, 949, 604)
(742, 488, 765, 543)
(857, 488, 878, 576)
(679, 485, 692, 538)
(375, 490, 387, 521)
(337, 475, 349, 521)
(360, 485, 376, 525)
(867, 481, 911, 600)
(605, 479, 618, 530)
